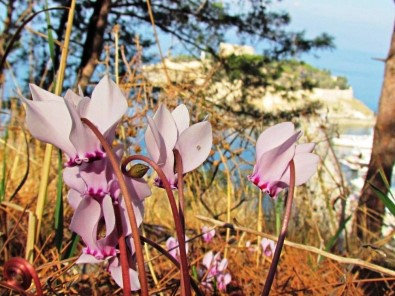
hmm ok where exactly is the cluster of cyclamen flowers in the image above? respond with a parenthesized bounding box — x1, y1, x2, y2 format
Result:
(22, 75, 213, 289)
(22, 75, 318, 292)
(201, 251, 231, 293)
(23, 76, 149, 288)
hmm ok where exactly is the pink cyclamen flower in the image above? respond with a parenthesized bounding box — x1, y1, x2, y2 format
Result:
(202, 251, 231, 292)
(145, 104, 212, 188)
(166, 236, 189, 262)
(22, 75, 127, 166)
(248, 122, 319, 198)
(201, 226, 215, 243)
(261, 238, 276, 257)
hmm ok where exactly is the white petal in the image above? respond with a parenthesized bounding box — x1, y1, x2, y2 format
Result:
(22, 98, 76, 158)
(256, 122, 295, 161)
(175, 121, 212, 173)
(79, 75, 128, 134)
(171, 104, 190, 134)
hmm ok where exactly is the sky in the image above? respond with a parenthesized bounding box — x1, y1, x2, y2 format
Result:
(275, 0, 393, 55)
(271, 0, 394, 111)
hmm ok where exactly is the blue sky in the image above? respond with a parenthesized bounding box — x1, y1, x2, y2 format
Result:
(275, 0, 394, 55)
(273, 1, 394, 111)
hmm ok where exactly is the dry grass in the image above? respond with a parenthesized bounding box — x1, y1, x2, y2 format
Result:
(0, 20, 394, 296)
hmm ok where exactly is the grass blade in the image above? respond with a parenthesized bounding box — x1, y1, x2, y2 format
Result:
(369, 182, 395, 217)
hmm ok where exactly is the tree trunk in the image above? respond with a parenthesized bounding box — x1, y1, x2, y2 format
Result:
(356, 19, 395, 243)
(76, 0, 111, 89)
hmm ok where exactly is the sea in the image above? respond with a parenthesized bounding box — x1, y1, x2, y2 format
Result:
(301, 47, 386, 113)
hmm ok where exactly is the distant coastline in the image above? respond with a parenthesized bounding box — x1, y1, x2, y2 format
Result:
(302, 48, 386, 113)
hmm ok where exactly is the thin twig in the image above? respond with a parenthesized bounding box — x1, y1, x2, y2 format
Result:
(195, 215, 395, 277)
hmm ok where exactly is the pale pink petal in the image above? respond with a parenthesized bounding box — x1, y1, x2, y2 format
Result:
(217, 273, 232, 291)
(202, 226, 215, 243)
(64, 88, 82, 107)
(67, 189, 83, 210)
(256, 122, 295, 160)
(29, 84, 63, 102)
(280, 153, 320, 186)
(125, 177, 152, 201)
(70, 197, 100, 250)
(63, 166, 86, 193)
(146, 118, 176, 184)
(119, 196, 144, 237)
(218, 258, 228, 272)
(171, 104, 190, 134)
(101, 195, 116, 238)
(152, 105, 178, 150)
(145, 116, 165, 163)
(202, 251, 214, 270)
(295, 142, 315, 154)
(166, 237, 178, 259)
(79, 75, 128, 135)
(254, 131, 300, 182)
(175, 121, 212, 173)
(22, 98, 76, 158)
(79, 161, 109, 197)
(76, 253, 102, 264)
(108, 257, 141, 291)
(64, 93, 100, 160)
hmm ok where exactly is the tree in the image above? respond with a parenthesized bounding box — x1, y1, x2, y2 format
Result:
(0, 0, 333, 90)
(357, 18, 395, 242)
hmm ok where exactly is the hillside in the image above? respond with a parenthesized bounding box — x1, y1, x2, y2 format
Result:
(142, 43, 375, 126)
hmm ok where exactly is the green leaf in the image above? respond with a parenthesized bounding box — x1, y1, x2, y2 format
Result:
(369, 182, 395, 217)
(325, 215, 352, 252)
(63, 233, 80, 259)
(378, 168, 394, 199)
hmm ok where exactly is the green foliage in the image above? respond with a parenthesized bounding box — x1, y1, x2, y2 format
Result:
(223, 54, 349, 90)
(369, 169, 395, 217)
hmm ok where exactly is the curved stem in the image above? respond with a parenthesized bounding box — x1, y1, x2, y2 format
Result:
(174, 150, 185, 233)
(261, 160, 295, 296)
(114, 203, 131, 295)
(122, 155, 192, 296)
(81, 118, 149, 295)
(2, 257, 43, 296)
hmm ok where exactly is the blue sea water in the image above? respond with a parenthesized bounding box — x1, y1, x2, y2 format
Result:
(301, 48, 387, 113)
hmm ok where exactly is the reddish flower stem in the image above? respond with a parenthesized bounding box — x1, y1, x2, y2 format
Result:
(261, 160, 295, 296)
(174, 150, 185, 233)
(81, 118, 149, 296)
(122, 155, 192, 296)
(114, 203, 131, 295)
(2, 257, 43, 296)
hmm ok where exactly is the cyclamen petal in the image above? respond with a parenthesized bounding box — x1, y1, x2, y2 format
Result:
(64, 91, 101, 162)
(175, 121, 213, 174)
(70, 197, 101, 250)
(108, 257, 141, 291)
(79, 76, 128, 136)
(255, 121, 295, 160)
(202, 226, 215, 243)
(249, 122, 319, 198)
(24, 76, 126, 166)
(171, 104, 190, 134)
(145, 104, 212, 189)
(280, 152, 320, 186)
(261, 238, 276, 257)
(22, 95, 76, 159)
